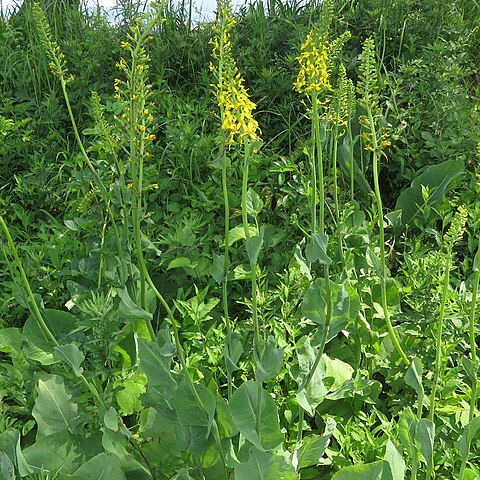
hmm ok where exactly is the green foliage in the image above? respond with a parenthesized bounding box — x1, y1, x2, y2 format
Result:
(0, 0, 480, 479)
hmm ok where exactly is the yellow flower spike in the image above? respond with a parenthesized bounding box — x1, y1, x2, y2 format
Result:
(210, 0, 261, 146)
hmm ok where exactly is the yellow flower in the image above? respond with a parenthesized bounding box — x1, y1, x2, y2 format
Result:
(294, 31, 331, 96)
(210, 0, 261, 145)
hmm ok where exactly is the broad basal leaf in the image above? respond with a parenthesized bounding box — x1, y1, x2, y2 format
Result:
(32, 374, 78, 438)
(331, 460, 386, 480)
(235, 447, 298, 480)
(294, 417, 336, 469)
(174, 378, 216, 431)
(230, 381, 283, 451)
(67, 452, 126, 480)
(138, 338, 177, 410)
(0, 429, 33, 477)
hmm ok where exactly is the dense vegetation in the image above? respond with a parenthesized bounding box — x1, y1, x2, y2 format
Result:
(0, 0, 480, 478)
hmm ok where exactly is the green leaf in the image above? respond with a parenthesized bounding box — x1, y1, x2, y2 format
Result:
(174, 378, 216, 431)
(23, 309, 77, 364)
(455, 416, 480, 459)
(138, 338, 177, 410)
(226, 332, 244, 375)
(103, 408, 119, 432)
(210, 254, 225, 284)
(234, 448, 298, 480)
(246, 235, 264, 265)
(230, 381, 283, 451)
(473, 250, 480, 272)
(0, 452, 15, 480)
(256, 336, 283, 383)
(301, 279, 328, 326)
(117, 288, 152, 322)
(246, 189, 264, 215)
(68, 453, 126, 479)
(216, 399, 238, 438)
(23, 431, 102, 476)
(0, 429, 33, 477)
(405, 357, 424, 400)
(0, 328, 22, 353)
(292, 336, 327, 416)
(32, 374, 78, 438)
(114, 374, 146, 415)
(228, 225, 258, 246)
(396, 159, 464, 225)
(416, 419, 435, 469)
(323, 355, 354, 392)
(331, 460, 386, 479)
(398, 409, 416, 458)
(167, 257, 195, 270)
(383, 440, 405, 480)
(305, 233, 331, 265)
(295, 418, 336, 469)
(54, 344, 85, 377)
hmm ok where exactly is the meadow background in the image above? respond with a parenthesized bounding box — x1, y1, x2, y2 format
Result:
(0, 0, 480, 479)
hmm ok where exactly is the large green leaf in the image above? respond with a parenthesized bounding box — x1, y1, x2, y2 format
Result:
(138, 338, 177, 410)
(23, 309, 78, 364)
(66, 453, 126, 480)
(32, 374, 78, 438)
(174, 378, 216, 431)
(305, 233, 331, 265)
(383, 440, 405, 480)
(234, 448, 298, 480)
(302, 280, 351, 343)
(455, 416, 480, 460)
(0, 429, 33, 477)
(294, 418, 336, 469)
(23, 431, 102, 476)
(256, 335, 283, 383)
(117, 289, 152, 323)
(291, 336, 327, 416)
(395, 159, 464, 225)
(331, 460, 386, 480)
(229, 381, 283, 451)
(0, 328, 22, 353)
(405, 357, 424, 401)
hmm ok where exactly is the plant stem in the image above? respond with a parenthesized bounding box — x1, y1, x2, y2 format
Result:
(459, 243, 479, 479)
(426, 251, 451, 480)
(221, 146, 233, 399)
(311, 91, 324, 235)
(297, 266, 332, 442)
(0, 215, 58, 347)
(58, 75, 124, 263)
(367, 110, 409, 367)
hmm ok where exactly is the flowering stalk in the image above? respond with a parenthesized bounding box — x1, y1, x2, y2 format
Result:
(294, 29, 331, 235)
(294, 2, 350, 442)
(329, 64, 352, 264)
(211, 0, 262, 394)
(114, 14, 158, 319)
(358, 37, 409, 367)
(32, 2, 123, 262)
(427, 206, 467, 480)
(459, 237, 480, 478)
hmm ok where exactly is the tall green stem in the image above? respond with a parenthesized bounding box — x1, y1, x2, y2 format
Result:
(459, 243, 479, 479)
(0, 216, 58, 347)
(221, 146, 233, 399)
(311, 92, 324, 235)
(367, 110, 409, 367)
(426, 251, 451, 480)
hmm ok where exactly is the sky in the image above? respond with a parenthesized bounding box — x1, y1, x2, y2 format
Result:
(0, 0, 250, 19)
